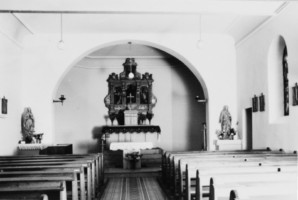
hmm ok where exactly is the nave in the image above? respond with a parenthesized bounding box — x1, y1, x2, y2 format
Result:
(0, 148, 296, 200)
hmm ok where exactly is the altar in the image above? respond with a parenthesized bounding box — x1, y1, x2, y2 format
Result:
(102, 125, 161, 149)
(110, 142, 153, 169)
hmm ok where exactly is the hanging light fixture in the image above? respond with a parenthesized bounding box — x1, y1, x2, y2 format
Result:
(57, 14, 65, 50)
(196, 14, 204, 49)
(128, 42, 134, 79)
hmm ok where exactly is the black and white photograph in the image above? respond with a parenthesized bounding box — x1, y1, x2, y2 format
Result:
(293, 83, 298, 106)
(252, 95, 258, 112)
(259, 93, 265, 112)
(0, 1, 297, 200)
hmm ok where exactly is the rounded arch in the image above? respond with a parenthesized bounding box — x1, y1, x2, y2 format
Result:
(53, 40, 209, 101)
(268, 35, 288, 123)
(53, 40, 210, 151)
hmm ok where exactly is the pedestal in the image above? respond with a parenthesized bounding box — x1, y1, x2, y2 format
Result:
(215, 139, 242, 151)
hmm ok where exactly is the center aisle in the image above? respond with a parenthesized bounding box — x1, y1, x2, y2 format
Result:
(100, 177, 167, 200)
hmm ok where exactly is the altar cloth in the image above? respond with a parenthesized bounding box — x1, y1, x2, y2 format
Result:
(18, 144, 47, 150)
(110, 142, 153, 151)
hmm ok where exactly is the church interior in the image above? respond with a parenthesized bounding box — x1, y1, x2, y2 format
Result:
(0, 1, 297, 200)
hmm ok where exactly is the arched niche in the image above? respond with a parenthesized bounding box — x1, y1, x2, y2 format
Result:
(53, 40, 209, 153)
(268, 35, 288, 123)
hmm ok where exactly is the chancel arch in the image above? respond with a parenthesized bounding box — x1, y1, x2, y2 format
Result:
(53, 41, 208, 153)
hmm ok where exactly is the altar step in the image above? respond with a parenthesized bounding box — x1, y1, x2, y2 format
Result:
(104, 167, 161, 178)
(103, 150, 123, 168)
(103, 148, 163, 168)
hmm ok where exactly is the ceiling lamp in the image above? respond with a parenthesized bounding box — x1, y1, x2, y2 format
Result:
(196, 14, 204, 49)
(57, 14, 65, 50)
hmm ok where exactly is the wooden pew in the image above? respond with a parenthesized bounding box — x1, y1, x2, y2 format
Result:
(0, 193, 49, 200)
(163, 149, 296, 200)
(173, 153, 296, 184)
(0, 181, 66, 200)
(0, 162, 88, 200)
(186, 167, 297, 200)
(0, 153, 103, 191)
(0, 170, 80, 200)
(0, 159, 94, 199)
(210, 177, 297, 200)
(182, 157, 297, 200)
(0, 153, 103, 200)
(170, 151, 295, 181)
(162, 148, 274, 179)
(163, 150, 287, 188)
(0, 153, 103, 186)
(229, 189, 297, 200)
(176, 154, 297, 197)
(163, 149, 285, 175)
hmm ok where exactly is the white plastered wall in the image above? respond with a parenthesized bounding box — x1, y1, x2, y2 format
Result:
(237, 3, 298, 152)
(19, 32, 237, 152)
(0, 14, 30, 155)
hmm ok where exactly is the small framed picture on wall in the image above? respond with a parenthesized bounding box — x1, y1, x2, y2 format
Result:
(259, 93, 265, 112)
(293, 83, 298, 106)
(1, 96, 7, 114)
(252, 95, 258, 112)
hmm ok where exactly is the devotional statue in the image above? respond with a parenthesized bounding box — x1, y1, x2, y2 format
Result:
(219, 105, 232, 139)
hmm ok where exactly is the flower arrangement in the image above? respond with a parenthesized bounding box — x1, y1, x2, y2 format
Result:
(216, 128, 237, 140)
(228, 128, 237, 140)
(138, 113, 147, 125)
(216, 130, 224, 140)
(126, 152, 143, 169)
(126, 152, 143, 160)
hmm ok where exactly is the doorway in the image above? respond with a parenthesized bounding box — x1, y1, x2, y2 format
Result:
(245, 108, 253, 150)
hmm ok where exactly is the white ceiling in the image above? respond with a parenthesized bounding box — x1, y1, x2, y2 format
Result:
(0, 0, 288, 45)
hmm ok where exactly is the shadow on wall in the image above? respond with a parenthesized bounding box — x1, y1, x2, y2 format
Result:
(170, 59, 206, 151)
(77, 126, 103, 153)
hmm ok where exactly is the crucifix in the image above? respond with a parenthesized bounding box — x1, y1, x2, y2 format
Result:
(127, 93, 134, 104)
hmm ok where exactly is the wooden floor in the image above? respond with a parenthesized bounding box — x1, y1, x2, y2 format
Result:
(100, 177, 168, 200)
(101, 148, 165, 199)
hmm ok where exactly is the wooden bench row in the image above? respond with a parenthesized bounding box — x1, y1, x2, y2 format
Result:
(0, 153, 104, 200)
(162, 149, 278, 186)
(162, 149, 297, 200)
(163, 149, 291, 193)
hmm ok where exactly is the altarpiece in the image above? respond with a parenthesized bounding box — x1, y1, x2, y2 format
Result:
(104, 58, 157, 126)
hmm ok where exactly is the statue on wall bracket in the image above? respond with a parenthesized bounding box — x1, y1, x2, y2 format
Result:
(104, 58, 157, 125)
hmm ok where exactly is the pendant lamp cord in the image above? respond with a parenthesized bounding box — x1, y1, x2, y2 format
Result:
(60, 14, 63, 42)
(128, 42, 132, 71)
(199, 14, 202, 41)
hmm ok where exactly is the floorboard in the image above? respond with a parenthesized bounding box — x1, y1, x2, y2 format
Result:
(100, 177, 168, 200)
